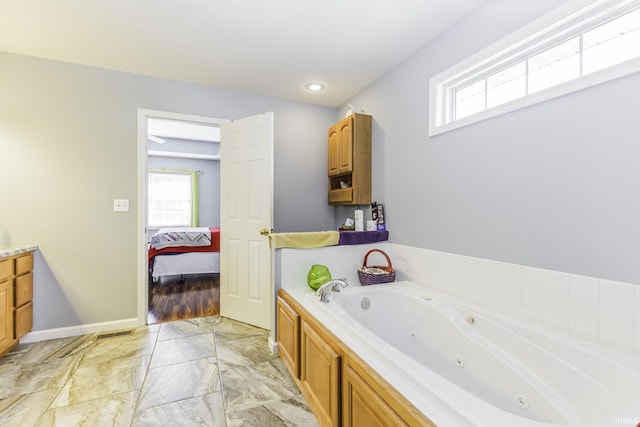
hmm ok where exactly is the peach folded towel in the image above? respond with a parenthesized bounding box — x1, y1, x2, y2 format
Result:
(270, 231, 339, 249)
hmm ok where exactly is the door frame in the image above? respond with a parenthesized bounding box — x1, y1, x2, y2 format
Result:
(136, 109, 228, 324)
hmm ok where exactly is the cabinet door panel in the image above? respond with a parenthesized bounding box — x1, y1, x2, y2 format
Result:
(301, 320, 340, 427)
(343, 364, 408, 427)
(277, 297, 299, 378)
(328, 127, 340, 176)
(0, 280, 15, 353)
(338, 119, 353, 174)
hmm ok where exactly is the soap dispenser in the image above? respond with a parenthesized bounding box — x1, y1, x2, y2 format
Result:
(354, 207, 364, 231)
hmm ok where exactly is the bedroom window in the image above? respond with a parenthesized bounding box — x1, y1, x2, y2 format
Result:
(429, 0, 640, 136)
(148, 169, 199, 227)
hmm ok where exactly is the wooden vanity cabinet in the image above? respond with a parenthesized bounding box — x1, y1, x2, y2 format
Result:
(0, 278, 14, 354)
(328, 113, 372, 205)
(277, 290, 434, 427)
(0, 251, 34, 356)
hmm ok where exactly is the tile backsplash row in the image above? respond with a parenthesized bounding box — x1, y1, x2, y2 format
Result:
(391, 244, 640, 358)
(276, 243, 391, 291)
(276, 243, 639, 357)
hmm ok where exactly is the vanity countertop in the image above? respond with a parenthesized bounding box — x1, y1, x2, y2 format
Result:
(0, 246, 38, 260)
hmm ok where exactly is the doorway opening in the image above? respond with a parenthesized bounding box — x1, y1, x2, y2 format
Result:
(137, 110, 227, 325)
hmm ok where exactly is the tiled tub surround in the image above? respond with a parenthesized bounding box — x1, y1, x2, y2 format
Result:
(277, 243, 640, 358)
(276, 242, 392, 295)
(0, 316, 317, 427)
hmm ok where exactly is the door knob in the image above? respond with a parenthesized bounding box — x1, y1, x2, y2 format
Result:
(260, 228, 272, 236)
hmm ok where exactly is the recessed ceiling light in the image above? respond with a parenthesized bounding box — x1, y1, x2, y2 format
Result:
(305, 82, 325, 92)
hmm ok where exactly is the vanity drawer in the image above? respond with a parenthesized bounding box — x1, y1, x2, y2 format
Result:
(15, 301, 33, 339)
(15, 253, 33, 276)
(15, 272, 33, 307)
(0, 259, 13, 282)
(328, 188, 353, 204)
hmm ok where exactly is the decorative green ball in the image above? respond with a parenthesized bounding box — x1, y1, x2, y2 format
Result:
(307, 264, 331, 291)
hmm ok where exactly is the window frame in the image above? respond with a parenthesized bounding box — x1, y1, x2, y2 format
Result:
(147, 169, 199, 228)
(429, 0, 640, 137)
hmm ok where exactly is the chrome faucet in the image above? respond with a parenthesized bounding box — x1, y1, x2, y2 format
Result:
(328, 278, 349, 292)
(315, 278, 349, 303)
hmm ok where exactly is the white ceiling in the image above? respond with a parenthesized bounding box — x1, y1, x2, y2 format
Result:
(148, 118, 220, 143)
(0, 0, 485, 107)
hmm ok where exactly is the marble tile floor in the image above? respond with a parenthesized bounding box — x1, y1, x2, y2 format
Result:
(0, 316, 318, 427)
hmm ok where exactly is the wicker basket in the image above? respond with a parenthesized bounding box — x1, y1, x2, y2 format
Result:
(357, 249, 396, 286)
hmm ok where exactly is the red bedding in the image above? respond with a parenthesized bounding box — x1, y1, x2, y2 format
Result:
(148, 227, 220, 261)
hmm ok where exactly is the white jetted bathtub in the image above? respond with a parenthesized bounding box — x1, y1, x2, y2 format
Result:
(288, 281, 640, 426)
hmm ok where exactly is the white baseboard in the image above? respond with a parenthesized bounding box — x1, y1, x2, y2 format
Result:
(20, 318, 144, 344)
(268, 336, 279, 355)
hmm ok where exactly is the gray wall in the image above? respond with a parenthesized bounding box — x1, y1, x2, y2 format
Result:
(4, 0, 638, 332)
(341, 0, 640, 284)
(0, 51, 336, 330)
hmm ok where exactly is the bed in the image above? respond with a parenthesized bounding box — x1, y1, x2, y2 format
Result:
(148, 227, 221, 281)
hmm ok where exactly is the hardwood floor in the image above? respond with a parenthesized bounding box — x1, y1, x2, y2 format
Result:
(147, 273, 220, 324)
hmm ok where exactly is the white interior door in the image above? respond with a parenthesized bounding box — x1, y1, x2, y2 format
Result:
(220, 112, 274, 329)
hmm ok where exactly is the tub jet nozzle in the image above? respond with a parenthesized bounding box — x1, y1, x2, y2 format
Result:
(517, 395, 530, 410)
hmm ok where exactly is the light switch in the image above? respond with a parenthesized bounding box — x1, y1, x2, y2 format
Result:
(113, 199, 130, 212)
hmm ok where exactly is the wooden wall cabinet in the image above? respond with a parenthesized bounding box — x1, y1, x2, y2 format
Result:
(328, 113, 372, 205)
(0, 251, 34, 356)
(277, 290, 434, 427)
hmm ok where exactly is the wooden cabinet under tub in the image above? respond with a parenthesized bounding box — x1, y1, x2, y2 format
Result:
(0, 250, 35, 356)
(301, 319, 341, 426)
(276, 289, 434, 427)
(276, 296, 300, 377)
(343, 363, 408, 427)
